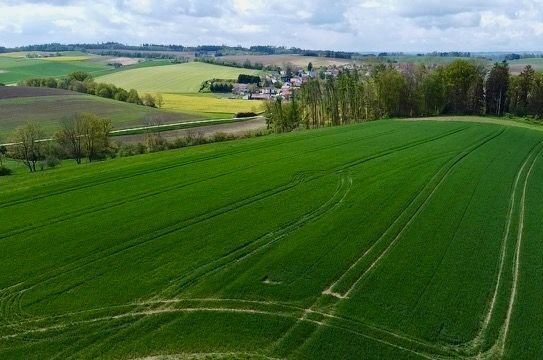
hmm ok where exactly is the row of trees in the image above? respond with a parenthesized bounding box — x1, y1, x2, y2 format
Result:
(3, 113, 272, 174)
(19, 72, 164, 108)
(195, 57, 281, 72)
(199, 79, 235, 93)
(266, 61, 543, 132)
(237, 74, 261, 84)
(7, 113, 113, 172)
(91, 50, 190, 61)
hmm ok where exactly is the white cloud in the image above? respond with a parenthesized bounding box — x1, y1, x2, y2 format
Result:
(0, 0, 542, 51)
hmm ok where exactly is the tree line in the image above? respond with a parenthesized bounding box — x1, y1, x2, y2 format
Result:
(199, 79, 235, 93)
(238, 74, 261, 84)
(266, 60, 543, 132)
(91, 50, 191, 61)
(4, 113, 113, 173)
(195, 57, 281, 72)
(1, 113, 270, 175)
(18, 72, 163, 108)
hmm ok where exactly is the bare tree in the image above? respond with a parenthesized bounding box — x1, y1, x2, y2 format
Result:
(9, 123, 45, 172)
(143, 114, 164, 152)
(55, 114, 86, 164)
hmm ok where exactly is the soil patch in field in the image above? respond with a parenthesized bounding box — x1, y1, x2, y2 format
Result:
(107, 57, 140, 66)
(0, 86, 78, 99)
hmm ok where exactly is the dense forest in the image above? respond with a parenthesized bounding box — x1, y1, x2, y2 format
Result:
(266, 61, 543, 132)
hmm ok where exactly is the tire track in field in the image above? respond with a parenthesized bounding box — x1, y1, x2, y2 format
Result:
(284, 151, 457, 288)
(99, 125, 470, 357)
(2, 130, 468, 352)
(0, 125, 473, 355)
(270, 129, 494, 359)
(0, 127, 462, 321)
(56, 171, 351, 352)
(317, 139, 543, 360)
(0, 136, 307, 210)
(157, 174, 353, 299)
(441, 140, 543, 355)
(323, 129, 504, 299)
(0, 172, 310, 323)
(404, 151, 498, 326)
(0, 297, 450, 357)
(4, 129, 536, 359)
(0, 130, 396, 242)
(131, 352, 281, 360)
(297, 138, 543, 360)
(474, 143, 543, 359)
(403, 140, 543, 358)
(158, 125, 469, 300)
(336, 126, 469, 173)
(3, 121, 447, 211)
(0, 298, 305, 331)
(0, 300, 433, 360)
(0, 165, 259, 241)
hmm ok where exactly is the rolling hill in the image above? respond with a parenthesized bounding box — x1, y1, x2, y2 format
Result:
(0, 87, 204, 138)
(96, 62, 261, 93)
(0, 56, 110, 84)
(1, 118, 542, 359)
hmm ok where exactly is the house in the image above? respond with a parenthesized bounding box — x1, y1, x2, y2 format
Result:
(250, 93, 272, 100)
(290, 77, 303, 87)
(232, 83, 250, 95)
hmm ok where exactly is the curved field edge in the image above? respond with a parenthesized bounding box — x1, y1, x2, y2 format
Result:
(403, 116, 543, 132)
(0, 119, 542, 359)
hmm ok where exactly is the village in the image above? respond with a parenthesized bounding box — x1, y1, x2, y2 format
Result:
(226, 60, 434, 102)
(229, 62, 359, 101)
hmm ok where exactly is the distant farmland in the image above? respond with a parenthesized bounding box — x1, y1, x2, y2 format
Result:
(97, 62, 261, 93)
(1, 119, 542, 359)
(0, 56, 111, 84)
(508, 58, 543, 74)
(0, 87, 203, 138)
(159, 93, 264, 118)
(220, 54, 355, 67)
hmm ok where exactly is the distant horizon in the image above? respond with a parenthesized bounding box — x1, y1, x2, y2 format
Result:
(3, 42, 543, 55)
(2, 1, 543, 52)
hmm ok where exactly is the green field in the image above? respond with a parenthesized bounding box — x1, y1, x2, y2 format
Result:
(0, 90, 204, 138)
(1, 118, 542, 359)
(0, 56, 111, 84)
(96, 62, 261, 93)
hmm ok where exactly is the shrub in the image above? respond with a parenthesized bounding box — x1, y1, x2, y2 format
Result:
(118, 144, 138, 157)
(142, 94, 157, 107)
(212, 132, 235, 143)
(235, 112, 258, 118)
(0, 167, 12, 176)
(172, 137, 188, 148)
(45, 155, 61, 169)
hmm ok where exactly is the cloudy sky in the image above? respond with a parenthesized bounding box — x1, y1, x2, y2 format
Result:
(1, 0, 543, 51)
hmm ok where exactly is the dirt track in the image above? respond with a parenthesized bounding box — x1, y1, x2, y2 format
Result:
(116, 118, 268, 144)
